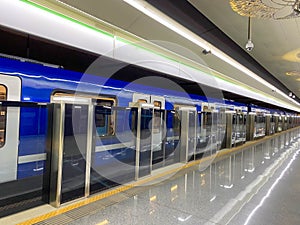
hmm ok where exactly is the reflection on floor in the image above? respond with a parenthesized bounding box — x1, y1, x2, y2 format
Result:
(32, 137, 299, 225)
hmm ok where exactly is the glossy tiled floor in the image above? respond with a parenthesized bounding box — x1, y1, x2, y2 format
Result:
(60, 137, 300, 225)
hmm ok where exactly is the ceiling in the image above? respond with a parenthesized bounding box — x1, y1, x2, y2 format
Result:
(188, 0, 300, 98)
(14, 0, 300, 110)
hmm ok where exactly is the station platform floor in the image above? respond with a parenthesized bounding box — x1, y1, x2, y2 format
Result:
(2, 137, 300, 225)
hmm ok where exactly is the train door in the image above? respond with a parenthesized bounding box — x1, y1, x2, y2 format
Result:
(176, 106, 196, 162)
(0, 75, 21, 183)
(50, 95, 93, 207)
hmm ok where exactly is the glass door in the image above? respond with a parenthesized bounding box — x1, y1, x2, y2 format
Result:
(187, 110, 197, 161)
(90, 107, 136, 194)
(130, 105, 154, 179)
(138, 108, 153, 177)
(60, 103, 88, 203)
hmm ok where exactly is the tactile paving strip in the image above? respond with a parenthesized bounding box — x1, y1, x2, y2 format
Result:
(34, 214, 73, 225)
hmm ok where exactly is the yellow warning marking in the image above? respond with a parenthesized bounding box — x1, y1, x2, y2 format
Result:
(17, 127, 298, 225)
(16, 185, 133, 225)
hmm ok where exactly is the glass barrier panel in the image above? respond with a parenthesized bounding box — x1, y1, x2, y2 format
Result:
(164, 110, 180, 166)
(197, 112, 211, 154)
(61, 104, 88, 203)
(0, 103, 49, 218)
(90, 107, 136, 194)
(188, 110, 196, 161)
(152, 109, 165, 170)
(217, 112, 226, 150)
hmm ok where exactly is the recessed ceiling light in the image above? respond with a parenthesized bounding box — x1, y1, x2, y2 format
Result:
(286, 71, 300, 76)
(283, 48, 300, 62)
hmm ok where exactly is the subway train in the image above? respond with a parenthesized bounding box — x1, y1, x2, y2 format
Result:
(0, 54, 299, 209)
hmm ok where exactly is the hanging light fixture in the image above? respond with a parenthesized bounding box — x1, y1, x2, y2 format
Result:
(230, 0, 300, 20)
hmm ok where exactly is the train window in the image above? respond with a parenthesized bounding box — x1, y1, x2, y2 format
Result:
(138, 99, 147, 103)
(153, 101, 161, 108)
(271, 116, 275, 123)
(52, 93, 116, 137)
(202, 112, 212, 129)
(203, 105, 209, 111)
(153, 101, 162, 134)
(153, 112, 162, 133)
(207, 113, 212, 126)
(0, 85, 7, 148)
(173, 111, 180, 136)
(212, 112, 218, 121)
(95, 100, 115, 137)
(232, 114, 236, 125)
(238, 114, 244, 125)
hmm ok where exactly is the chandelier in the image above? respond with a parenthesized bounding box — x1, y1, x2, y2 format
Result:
(230, 0, 300, 19)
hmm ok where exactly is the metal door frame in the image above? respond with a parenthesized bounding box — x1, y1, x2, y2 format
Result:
(129, 102, 154, 179)
(50, 96, 93, 207)
(176, 106, 197, 162)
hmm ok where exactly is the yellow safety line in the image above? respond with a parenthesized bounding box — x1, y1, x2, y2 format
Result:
(16, 158, 211, 225)
(17, 127, 299, 225)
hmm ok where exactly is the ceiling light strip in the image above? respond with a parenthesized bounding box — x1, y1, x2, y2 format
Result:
(123, 0, 211, 51)
(20, 0, 113, 38)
